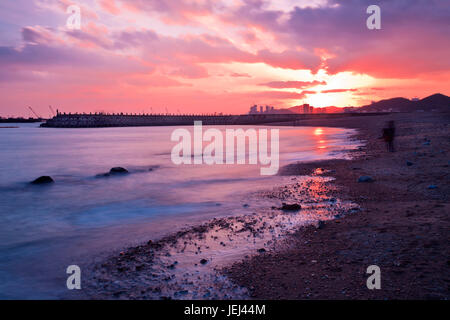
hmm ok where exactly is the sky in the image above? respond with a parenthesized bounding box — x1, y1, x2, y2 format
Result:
(0, 0, 449, 117)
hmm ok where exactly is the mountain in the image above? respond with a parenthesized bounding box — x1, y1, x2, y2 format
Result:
(358, 93, 450, 112)
(314, 106, 342, 113)
(416, 93, 450, 110)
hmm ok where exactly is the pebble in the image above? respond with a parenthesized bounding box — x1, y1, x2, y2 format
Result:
(358, 176, 375, 183)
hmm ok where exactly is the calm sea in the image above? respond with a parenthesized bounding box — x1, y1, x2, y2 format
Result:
(0, 123, 360, 298)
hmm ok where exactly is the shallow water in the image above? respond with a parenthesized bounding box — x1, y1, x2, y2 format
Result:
(86, 175, 360, 300)
(0, 123, 360, 299)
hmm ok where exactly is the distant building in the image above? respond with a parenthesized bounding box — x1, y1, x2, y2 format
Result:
(301, 104, 314, 114)
(248, 105, 277, 114)
(249, 105, 258, 114)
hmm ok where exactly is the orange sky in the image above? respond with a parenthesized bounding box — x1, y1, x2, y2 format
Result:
(0, 0, 449, 117)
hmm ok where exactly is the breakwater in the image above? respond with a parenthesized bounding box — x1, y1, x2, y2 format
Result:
(40, 112, 388, 128)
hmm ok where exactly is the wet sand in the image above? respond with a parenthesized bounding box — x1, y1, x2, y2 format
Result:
(84, 111, 449, 300)
(226, 111, 450, 299)
(83, 173, 360, 299)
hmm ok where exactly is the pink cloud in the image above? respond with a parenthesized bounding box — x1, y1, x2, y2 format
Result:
(260, 80, 326, 89)
(170, 64, 209, 79)
(0, 0, 449, 117)
(116, 0, 217, 25)
(321, 89, 358, 94)
(98, 0, 121, 15)
(230, 72, 252, 78)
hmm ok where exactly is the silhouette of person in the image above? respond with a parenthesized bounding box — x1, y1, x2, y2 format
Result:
(382, 120, 396, 152)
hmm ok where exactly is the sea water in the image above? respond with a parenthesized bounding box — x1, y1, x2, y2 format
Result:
(0, 123, 360, 298)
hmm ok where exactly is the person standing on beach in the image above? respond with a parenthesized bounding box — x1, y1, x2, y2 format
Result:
(382, 120, 396, 152)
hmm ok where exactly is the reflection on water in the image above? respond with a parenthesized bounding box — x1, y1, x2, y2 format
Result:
(87, 175, 360, 300)
(0, 123, 361, 298)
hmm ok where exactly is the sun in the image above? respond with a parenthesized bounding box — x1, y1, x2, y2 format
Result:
(306, 93, 336, 108)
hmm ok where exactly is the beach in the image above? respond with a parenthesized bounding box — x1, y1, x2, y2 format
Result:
(1, 0, 449, 307)
(83, 111, 449, 300)
(227, 111, 450, 299)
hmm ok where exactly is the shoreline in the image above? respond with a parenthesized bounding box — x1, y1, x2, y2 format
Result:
(83, 111, 449, 300)
(82, 172, 359, 299)
(226, 111, 450, 299)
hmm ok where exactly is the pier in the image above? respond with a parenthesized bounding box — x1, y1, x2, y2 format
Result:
(40, 112, 389, 128)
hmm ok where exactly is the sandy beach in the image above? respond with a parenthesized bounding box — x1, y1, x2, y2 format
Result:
(83, 111, 449, 300)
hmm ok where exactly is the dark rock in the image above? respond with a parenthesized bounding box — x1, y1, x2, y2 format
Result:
(257, 248, 266, 253)
(96, 173, 110, 177)
(406, 161, 414, 166)
(135, 264, 144, 271)
(109, 167, 129, 174)
(30, 176, 54, 184)
(358, 176, 375, 183)
(200, 259, 208, 265)
(427, 185, 437, 189)
(281, 203, 301, 211)
(113, 291, 126, 297)
(175, 290, 188, 296)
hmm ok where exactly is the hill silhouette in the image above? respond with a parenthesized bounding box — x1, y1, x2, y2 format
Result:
(359, 93, 450, 112)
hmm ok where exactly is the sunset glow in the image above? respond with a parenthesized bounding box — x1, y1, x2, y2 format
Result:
(0, 0, 449, 117)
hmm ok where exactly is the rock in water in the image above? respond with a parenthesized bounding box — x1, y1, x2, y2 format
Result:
(31, 176, 54, 184)
(200, 259, 208, 265)
(109, 167, 129, 174)
(427, 185, 437, 189)
(281, 203, 302, 211)
(358, 176, 375, 183)
(406, 161, 414, 166)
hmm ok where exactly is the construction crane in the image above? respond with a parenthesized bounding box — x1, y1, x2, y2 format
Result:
(28, 106, 41, 119)
(49, 105, 56, 117)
